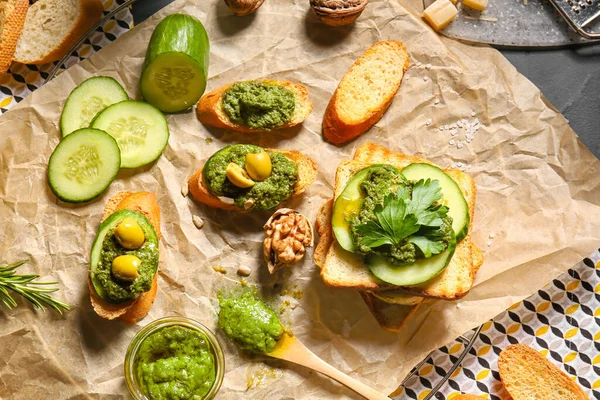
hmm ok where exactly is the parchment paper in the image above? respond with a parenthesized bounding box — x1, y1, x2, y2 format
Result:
(1, 0, 599, 398)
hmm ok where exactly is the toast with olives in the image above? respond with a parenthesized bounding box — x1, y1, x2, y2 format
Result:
(316, 142, 483, 301)
(498, 344, 588, 400)
(89, 191, 161, 324)
(187, 149, 318, 211)
(196, 79, 313, 134)
(323, 41, 410, 144)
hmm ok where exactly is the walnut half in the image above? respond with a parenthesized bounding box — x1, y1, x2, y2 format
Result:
(263, 209, 314, 274)
(309, 0, 368, 27)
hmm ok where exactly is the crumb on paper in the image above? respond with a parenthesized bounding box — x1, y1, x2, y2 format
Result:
(213, 266, 227, 274)
(205, 137, 213, 143)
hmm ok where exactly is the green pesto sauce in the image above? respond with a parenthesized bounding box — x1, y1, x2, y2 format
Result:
(94, 226, 158, 303)
(218, 290, 284, 354)
(348, 165, 452, 265)
(203, 144, 298, 211)
(135, 326, 217, 400)
(221, 81, 296, 130)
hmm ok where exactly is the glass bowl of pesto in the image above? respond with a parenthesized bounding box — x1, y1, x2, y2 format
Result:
(124, 317, 225, 400)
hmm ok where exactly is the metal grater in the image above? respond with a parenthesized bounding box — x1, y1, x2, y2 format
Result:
(547, 0, 600, 38)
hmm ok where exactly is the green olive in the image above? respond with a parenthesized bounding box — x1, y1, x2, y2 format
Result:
(111, 255, 141, 282)
(226, 162, 255, 188)
(245, 151, 272, 181)
(114, 218, 145, 249)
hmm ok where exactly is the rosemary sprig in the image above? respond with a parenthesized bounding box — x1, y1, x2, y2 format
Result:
(0, 261, 70, 314)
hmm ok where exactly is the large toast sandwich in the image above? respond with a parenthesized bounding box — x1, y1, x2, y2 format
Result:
(314, 143, 483, 330)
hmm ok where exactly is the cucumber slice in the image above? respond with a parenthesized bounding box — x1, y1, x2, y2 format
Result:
(47, 128, 120, 203)
(140, 14, 210, 113)
(331, 164, 398, 252)
(90, 209, 159, 303)
(60, 77, 129, 137)
(91, 100, 170, 168)
(367, 231, 456, 286)
(401, 163, 470, 242)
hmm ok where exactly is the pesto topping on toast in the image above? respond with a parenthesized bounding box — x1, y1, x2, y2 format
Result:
(203, 144, 298, 211)
(221, 81, 296, 130)
(347, 165, 453, 265)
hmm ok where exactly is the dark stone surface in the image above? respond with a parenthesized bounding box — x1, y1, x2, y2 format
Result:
(131, 1, 600, 159)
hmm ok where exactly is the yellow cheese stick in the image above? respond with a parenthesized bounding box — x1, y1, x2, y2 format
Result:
(463, 0, 489, 10)
(423, 0, 458, 31)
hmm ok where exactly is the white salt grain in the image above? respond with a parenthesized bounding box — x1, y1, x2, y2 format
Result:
(449, 139, 455, 145)
(426, 119, 432, 126)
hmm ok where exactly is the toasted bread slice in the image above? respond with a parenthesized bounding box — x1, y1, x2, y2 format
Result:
(323, 41, 410, 144)
(360, 292, 423, 332)
(197, 79, 313, 134)
(319, 142, 481, 300)
(188, 149, 318, 211)
(498, 344, 588, 400)
(0, 0, 28, 74)
(89, 192, 161, 324)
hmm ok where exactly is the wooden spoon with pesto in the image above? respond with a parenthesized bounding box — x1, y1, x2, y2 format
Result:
(218, 290, 390, 400)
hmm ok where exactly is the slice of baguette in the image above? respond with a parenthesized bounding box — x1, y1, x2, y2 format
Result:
(188, 149, 318, 211)
(13, 0, 103, 65)
(323, 41, 410, 144)
(0, 0, 28, 74)
(360, 292, 423, 332)
(89, 192, 161, 324)
(319, 142, 481, 300)
(197, 79, 313, 134)
(498, 344, 588, 400)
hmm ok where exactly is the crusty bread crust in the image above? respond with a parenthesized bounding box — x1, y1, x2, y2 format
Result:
(318, 142, 482, 300)
(323, 41, 410, 144)
(14, 0, 103, 65)
(188, 149, 318, 211)
(0, 0, 28, 74)
(360, 291, 423, 332)
(89, 192, 161, 324)
(196, 79, 313, 133)
(499, 344, 588, 400)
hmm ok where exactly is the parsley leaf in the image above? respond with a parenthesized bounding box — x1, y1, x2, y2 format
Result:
(353, 178, 451, 260)
(354, 191, 419, 248)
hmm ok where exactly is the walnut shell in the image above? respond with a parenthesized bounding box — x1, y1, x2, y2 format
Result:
(309, 0, 368, 27)
(263, 209, 313, 274)
(224, 0, 265, 15)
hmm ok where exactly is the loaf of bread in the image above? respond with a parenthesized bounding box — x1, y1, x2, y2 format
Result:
(0, 0, 28, 74)
(14, 0, 103, 65)
(323, 41, 410, 144)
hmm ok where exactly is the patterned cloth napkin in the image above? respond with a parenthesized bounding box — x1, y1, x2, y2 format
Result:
(398, 248, 600, 399)
(0, 0, 133, 113)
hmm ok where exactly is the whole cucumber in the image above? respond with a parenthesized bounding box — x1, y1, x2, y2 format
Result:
(140, 14, 210, 113)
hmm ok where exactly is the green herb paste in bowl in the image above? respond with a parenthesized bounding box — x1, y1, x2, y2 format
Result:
(125, 317, 224, 400)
